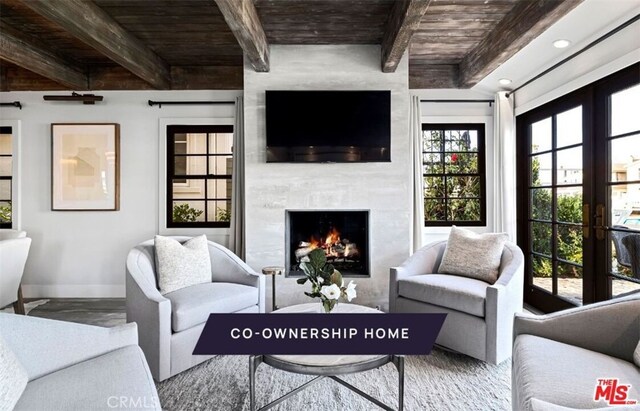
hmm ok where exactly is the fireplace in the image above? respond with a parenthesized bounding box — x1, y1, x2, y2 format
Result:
(285, 210, 370, 277)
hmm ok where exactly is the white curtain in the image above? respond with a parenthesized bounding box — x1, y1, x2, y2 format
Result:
(493, 92, 517, 240)
(410, 95, 424, 253)
(229, 96, 245, 259)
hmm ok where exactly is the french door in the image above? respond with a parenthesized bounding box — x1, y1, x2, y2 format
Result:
(517, 63, 640, 312)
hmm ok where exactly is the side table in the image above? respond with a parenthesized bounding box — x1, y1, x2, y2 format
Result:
(261, 266, 284, 311)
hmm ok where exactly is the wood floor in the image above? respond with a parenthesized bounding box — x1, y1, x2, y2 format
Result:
(27, 298, 126, 327)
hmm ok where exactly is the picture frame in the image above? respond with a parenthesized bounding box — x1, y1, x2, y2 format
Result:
(51, 123, 120, 211)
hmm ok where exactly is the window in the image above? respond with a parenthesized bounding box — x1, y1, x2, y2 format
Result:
(0, 126, 12, 228)
(167, 125, 233, 228)
(422, 123, 486, 226)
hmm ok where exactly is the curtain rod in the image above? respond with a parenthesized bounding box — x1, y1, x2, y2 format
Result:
(420, 99, 494, 106)
(148, 100, 235, 108)
(0, 101, 22, 109)
(506, 13, 640, 98)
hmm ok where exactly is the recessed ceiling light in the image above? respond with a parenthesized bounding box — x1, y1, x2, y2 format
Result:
(499, 78, 512, 85)
(553, 39, 571, 49)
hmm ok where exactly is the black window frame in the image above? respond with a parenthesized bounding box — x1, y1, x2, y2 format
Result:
(422, 123, 487, 227)
(0, 126, 12, 229)
(166, 125, 233, 228)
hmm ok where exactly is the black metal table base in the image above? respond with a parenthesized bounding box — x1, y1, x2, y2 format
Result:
(249, 355, 404, 411)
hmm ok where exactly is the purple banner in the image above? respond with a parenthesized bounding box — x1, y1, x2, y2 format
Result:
(193, 313, 446, 355)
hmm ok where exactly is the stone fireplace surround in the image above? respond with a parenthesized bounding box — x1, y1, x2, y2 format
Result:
(244, 45, 411, 310)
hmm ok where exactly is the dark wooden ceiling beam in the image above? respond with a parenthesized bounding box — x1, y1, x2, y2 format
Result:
(381, 0, 432, 73)
(0, 24, 88, 89)
(459, 0, 583, 88)
(213, 0, 269, 72)
(409, 63, 459, 89)
(18, 0, 171, 89)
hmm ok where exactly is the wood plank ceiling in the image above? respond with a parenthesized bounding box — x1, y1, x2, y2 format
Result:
(0, 0, 582, 91)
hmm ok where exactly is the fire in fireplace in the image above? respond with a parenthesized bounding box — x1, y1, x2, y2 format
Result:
(286, 210, 369, 277)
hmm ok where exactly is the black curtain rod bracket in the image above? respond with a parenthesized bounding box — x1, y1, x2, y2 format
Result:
(506, 14, 640, 98)
(420, 99, 494, 107)
(43, 92, 103, 104)
(148, 100, 235, 108)
(0, 101, 22, 110)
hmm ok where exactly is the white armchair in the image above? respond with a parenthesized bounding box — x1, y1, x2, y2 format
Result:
(126, 236, 265, 381)
(0, 314, 160, 410)
(389, 240, 524, 364)
(0, 229, 30, 314)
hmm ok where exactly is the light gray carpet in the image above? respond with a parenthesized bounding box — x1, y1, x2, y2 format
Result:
(25, 299, 512, 410)
(157, 350, 511, 411)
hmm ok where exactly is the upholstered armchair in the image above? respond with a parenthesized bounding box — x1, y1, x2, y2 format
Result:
(389, 240, 524, 364)
(0, 313, 160, 410)
(0, 230, 30, 314)
(126, 237, 265, 381)
(512, 294, 640, 410)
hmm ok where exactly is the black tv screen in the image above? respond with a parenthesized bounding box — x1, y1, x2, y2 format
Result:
(266, 90, 391, 162)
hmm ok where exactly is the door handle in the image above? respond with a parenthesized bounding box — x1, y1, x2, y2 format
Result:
(582, 204, 590, 239)
(594, 204, 606, 240)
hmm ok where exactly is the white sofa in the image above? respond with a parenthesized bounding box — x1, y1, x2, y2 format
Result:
(0, 314, 160, 410)
(126, 236, 265, 381)
(389, 240, 524, 364)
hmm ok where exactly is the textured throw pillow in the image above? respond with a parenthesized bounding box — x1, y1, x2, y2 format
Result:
(155, 235, 212, 295)
(634, 339, 640, 368)
(438, 226, 508, 284)
(0, 334, 28, 411)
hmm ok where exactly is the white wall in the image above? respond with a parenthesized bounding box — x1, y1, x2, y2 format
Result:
(0, 90, 239, 297)
(244, 45, 411, 311)
(413, 89, 496, 245)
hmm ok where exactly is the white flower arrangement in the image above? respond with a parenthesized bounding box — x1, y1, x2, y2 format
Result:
(297, 249, 357, 313)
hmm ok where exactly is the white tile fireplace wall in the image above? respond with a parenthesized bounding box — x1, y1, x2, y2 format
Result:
(244, 45, 411, 311)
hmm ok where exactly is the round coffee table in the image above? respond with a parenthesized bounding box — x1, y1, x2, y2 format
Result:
(249, 303, 404, 411)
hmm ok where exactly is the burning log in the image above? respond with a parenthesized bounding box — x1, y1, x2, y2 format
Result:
(344, 243, 359, 258)
(294, 227, 361, 264)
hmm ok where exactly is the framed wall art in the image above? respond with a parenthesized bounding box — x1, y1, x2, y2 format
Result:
(51, 123, 120, 211)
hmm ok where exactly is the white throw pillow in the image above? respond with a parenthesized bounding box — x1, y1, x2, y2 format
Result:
(0, 333, 28, 411)
(634, 339, 640, 368)
(155, 235, 212, 295)
(438, 226, 508, 284)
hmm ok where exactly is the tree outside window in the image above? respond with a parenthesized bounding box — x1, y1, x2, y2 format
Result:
(422, 124, 486, 226)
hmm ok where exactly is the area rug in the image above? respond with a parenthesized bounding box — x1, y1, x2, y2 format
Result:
(0, 299, 49, 315)
(157, 349, 511, 411)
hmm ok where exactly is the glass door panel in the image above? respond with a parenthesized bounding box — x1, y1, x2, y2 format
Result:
(604, 83, 640, 298)
(527, 106, 585, 307)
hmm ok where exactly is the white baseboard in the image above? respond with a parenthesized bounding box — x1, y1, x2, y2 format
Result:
(21, 284, 125, 298)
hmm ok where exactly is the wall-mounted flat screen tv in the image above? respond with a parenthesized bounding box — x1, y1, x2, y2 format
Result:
(266, 90, 391, 162)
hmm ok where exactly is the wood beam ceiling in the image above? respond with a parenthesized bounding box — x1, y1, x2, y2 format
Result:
(382, 0, 432, 73)
(459, 0, 584, 88)
(17, 0, 172, 89)
(214, 0, 270, 72)
(0, 23, 88, 89)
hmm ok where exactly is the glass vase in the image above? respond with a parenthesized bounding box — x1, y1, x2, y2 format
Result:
(322, 299, 337, 313)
